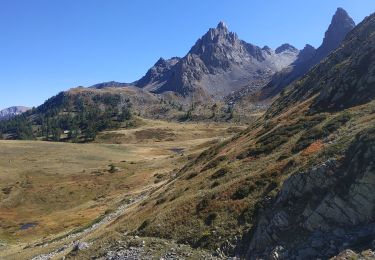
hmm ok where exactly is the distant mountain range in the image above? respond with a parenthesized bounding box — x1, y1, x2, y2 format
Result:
(0, 106, 30, 121)
(91, 8, 355, 104)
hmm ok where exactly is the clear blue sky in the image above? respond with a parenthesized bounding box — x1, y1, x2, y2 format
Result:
(1, 0, 375, 110)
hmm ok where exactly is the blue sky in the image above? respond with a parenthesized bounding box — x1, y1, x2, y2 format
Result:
(1, 0, 375, 110)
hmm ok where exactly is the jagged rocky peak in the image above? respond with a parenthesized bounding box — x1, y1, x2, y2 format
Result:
(259, 8, 356, 100)
(262, 45, 272, 55)
(320, 7, 355, 53)
(275, 43, 298, 54)
(154, 57, 180, 68)
(155, 57, 167, 66)
(331, 7, 356, 29)
(217, 21, 228, 31)
(301, 44, 316, 53)
(297, 44, 317, 62)
(189, 21, 240, 55)
(136, 20, 299, 98)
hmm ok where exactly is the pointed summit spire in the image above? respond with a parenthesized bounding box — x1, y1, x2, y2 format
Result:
(331, 7, 355, 28)
(320, 7, 355, 52)
(217, 21, 228, 31)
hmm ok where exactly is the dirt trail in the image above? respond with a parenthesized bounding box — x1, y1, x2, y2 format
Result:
(31, 190, 151, 260)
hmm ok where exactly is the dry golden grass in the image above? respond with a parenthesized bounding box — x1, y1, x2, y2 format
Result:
(0, 119, 244, 259)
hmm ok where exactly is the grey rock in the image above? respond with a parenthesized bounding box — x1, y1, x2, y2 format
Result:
(0, 106, 30, 121)
(72, 241, 89, 251)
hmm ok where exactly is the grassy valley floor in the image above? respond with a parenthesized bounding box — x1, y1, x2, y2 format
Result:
(0, 119, 245, 259)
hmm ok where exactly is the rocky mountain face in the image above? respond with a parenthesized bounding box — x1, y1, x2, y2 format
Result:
(0, 106, 30, 121)
(245, 11, 375, 259)
(260, 8, 356, 99)
(134, 57, 181, 91)
(134, 22, 299, 100)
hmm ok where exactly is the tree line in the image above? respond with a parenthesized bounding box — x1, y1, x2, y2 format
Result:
(0, 92, 133, 142)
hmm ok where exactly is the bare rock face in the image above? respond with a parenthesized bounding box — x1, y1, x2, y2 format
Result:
(331, 249, 375, 260)
(246, 128, 375, 259)
(0, 106, 30, 121)
(134, 57, 181, 91)
(314, 7, 356, 63)
(135, 22, 299, 100)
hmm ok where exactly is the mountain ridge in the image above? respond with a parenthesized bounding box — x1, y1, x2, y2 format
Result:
(133, 21, 299, 99)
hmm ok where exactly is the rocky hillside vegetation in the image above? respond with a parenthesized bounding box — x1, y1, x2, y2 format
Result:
(97, 11, 375, 259)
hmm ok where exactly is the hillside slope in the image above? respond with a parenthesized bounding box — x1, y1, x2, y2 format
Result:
(96, 10, 375, 259)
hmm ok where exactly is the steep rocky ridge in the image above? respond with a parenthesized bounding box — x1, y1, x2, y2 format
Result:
(259, 8, 356, 100)
(267, 11, 375, 117)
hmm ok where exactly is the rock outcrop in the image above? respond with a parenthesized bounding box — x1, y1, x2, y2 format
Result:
(247, 128, 375, 259)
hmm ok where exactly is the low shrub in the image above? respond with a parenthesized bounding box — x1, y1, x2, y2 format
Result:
(293, 126, 325, 153)
(196, 198, 210, 212)
(201, 155, 227, 172)
(205, 212, 218, 226)
(211, 181, 220, 188)
(138, 219, 150, 231)
(232, 185, 255, 200)
(155, 197, 167, 205)
(211, 168, 228, 179)
(323, 112, 351, 133)
(186, 172, 198, 180)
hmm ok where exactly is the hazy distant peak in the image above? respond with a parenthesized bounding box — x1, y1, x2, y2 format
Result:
(0, 106, 30, 121)
(275, 43, 298, 54)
